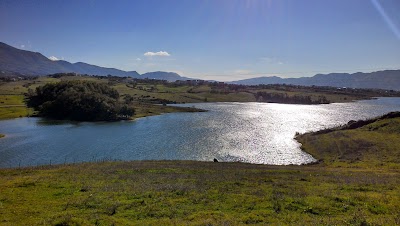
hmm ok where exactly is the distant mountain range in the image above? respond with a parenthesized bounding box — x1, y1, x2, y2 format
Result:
(1, 41, 399, 90)
(0, 42, 189, 81)
(231, 70, 400, 90)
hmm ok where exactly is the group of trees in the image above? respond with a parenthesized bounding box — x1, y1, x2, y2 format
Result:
(255, 92, 330, 105)
(27, 81, 134, 121)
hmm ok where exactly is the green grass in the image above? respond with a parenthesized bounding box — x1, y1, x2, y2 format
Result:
(0, 95, 34, 120)
(1, 161, 399, 225)
(133, 103, 206, 118)
(113, 82, 364, 104)
(0, 79, 41, 120)
(296, 113, 400, 169)
(0, 94, 26, 105)
(251, 88, 361, 103)
(112, 83, 202, 103)
(0, 105, 33, 119)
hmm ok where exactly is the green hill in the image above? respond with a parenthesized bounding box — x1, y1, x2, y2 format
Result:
(296, 112, 400, 168)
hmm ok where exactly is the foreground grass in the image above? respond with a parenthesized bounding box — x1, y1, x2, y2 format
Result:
(0, 161, 399, 225)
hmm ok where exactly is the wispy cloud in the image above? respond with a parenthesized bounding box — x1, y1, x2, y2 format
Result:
(144, 51, 171, 57)
(136, 58, 141, 61)
(20, 44, 25, 49)
(259, 57, 284, 65)
(48, 56, 59, 61)
(233, 69, 253, 75)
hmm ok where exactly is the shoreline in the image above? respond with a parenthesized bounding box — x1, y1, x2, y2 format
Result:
(1, 103, 399, 169)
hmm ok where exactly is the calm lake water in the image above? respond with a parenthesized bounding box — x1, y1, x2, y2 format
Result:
(1, 97, 400, 168)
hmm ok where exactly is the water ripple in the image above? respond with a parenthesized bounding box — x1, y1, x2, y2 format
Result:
(0, 97, 400, 167)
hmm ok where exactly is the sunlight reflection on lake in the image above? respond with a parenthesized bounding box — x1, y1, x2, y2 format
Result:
(0, 97, 400, 167)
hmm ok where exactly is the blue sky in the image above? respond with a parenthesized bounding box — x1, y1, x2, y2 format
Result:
(1, 0, 399, 81)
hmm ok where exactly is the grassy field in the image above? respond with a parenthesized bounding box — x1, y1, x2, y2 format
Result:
(112, 82, 365, 104)
(0, 113, 399, 225)
(296, 112, 400, 169)
(0, 162, 399, 225)
(133, 103, 206, 118)
(0, 95, 34, 119)
(0, 77, 59, 120)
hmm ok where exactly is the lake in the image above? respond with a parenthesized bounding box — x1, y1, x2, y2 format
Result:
(1, 97, 400, 168)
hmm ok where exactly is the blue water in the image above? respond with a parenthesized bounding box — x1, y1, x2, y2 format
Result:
(0, 97, 400, 168)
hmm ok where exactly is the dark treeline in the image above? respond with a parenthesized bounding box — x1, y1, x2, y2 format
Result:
(255, 92, 330, 105)
(27, 81, 134, 121)
(0, 72, 38, 82)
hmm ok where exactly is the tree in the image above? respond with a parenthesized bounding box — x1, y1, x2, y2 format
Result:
(27, 81, 135, 121)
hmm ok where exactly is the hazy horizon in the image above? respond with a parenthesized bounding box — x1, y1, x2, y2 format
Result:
(1, 0, 399, 81)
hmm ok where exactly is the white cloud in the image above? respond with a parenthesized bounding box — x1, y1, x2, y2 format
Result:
(20, 44, 25, 49)
(48, 56, 59, 61)
(144, 51, 171, 57)
(136, 58, 141, 61)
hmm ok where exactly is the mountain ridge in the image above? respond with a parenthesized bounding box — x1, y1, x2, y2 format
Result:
(231, 70, 400, 90)
(1, 41, 399, 89)
(0, 42, 192, 81)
